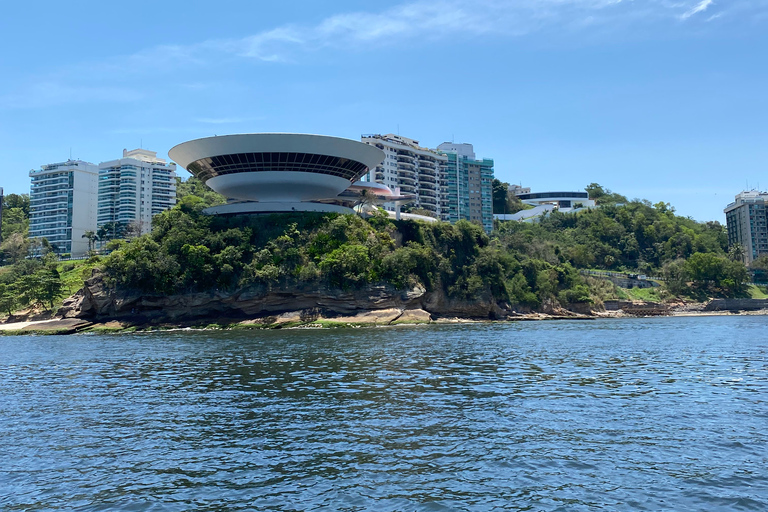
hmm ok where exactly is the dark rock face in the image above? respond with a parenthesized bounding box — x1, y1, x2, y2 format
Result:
(58, 272, 511, 323)
(704, 298, 768, 311)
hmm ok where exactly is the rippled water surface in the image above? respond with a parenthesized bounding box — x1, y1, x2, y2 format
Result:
(1, 316, 767, 511)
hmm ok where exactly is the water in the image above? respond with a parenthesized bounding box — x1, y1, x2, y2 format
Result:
(1, 316, 767, 511)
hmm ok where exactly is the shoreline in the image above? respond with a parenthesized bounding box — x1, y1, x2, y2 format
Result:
(2, 307, 768, 335)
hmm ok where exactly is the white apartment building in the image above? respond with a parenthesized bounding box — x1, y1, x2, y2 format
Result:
(28, 160, 99, 256)
(361, 134, 446, 218)
(725, 190, 768, 265)
(97, 149, 177, 235)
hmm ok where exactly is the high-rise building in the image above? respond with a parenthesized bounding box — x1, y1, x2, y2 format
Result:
(724, 190, 768, 265)
(361, 134, 446, 218)
(28, 160, 99, 256)
(437, 142, 494, 233)
(0, 186, 4, 244)
(97, 149, 177, 235)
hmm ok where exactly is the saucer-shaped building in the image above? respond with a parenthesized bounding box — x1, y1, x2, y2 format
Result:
(169, 133, 397, 215)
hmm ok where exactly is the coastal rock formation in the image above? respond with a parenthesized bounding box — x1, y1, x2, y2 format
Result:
(58, 272, 509, 324)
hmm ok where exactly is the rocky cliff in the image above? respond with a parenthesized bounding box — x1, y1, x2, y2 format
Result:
(58, 272, 513, 324)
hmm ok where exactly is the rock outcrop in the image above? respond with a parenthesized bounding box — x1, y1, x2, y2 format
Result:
(58, 272, 511, 324)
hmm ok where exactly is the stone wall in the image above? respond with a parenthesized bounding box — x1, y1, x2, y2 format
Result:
(704, 299, 768, 311)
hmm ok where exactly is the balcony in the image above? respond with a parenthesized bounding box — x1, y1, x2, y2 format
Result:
(418, 159, 436, 169)
(419, 175, 437, 185)
(419, 188, 437, 198)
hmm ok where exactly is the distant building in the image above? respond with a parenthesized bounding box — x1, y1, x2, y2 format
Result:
(97, 149, 177, 235)
(361, 134, 445, 219)
(508, 184, 531, 196)
(361, 135, 495, 232)
(28, 160, 99, 256)
(436, 142, 494, 233)
(494, 191, 596, 223)
(724, 191, 768, 265)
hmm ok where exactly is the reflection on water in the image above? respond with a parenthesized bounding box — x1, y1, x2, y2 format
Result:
(1, 317, 767, 511)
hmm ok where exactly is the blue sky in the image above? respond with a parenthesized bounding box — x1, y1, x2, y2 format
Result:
(1, 0, 766, 222)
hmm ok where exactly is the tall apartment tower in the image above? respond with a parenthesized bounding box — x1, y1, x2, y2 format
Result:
(0, 186, 4, 243)
(28, 160, 99, 256)
(361, 134, 446, 218)
(437, 142, 494, 233)
(98, 149, 177, 235)
(724, 190, 768, 265)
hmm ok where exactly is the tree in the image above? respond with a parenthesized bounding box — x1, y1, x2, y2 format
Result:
(728, 244, 746, 263)
(355, 189, 376, 216)
(176, 176, 227, 207)
(36, 267, 64, 310)
(96, 225, 109, 250)
(319, 244, 370, 288)
(82, 230, 97, 254)
(0, 284, 18, 316)
(686, 252, 748, 297)
(662, 258, 690, 296)
(3, 193, 30, 215)
(0, 232, 29, 264)
(492, 179, 509, 214)
(125, 221, 142, 239)
(585, 183, 628, 206)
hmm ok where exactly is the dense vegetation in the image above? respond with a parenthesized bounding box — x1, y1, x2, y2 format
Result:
(102, 196, 589, 310)
(0, 181, 759, 318)
(496, 196, 746, 299)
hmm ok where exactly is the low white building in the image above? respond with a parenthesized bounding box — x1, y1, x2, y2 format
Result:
(97, 149, 177, 235)
(495, 191, 596, 223)
(28, 160, 99, 256)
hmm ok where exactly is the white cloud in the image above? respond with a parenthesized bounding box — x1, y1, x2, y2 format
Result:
(2, 0, 758, 109)
(184, 0, 736, 62)
(680, 0, 714, 20)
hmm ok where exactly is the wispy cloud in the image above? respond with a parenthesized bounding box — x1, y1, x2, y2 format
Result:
(2, 0, 762, 109)
(680, 0, 714, 20)
(151, 0, 743, 63)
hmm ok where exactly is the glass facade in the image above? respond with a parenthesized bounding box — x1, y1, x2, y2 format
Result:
(442, 153, 494, 233)
(187, 152, 369, 183)
(725, 193, 768, 265)
(517, 192, 589, 201)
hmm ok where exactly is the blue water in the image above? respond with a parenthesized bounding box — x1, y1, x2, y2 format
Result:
(1, 316, 767, 511)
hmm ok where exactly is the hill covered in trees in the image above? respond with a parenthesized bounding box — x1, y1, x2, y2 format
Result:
(99, 195, 588, 316)
(0, 182, 758, 321)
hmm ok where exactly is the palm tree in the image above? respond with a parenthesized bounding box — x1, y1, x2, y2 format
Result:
(82, 230, 96, 255)
(96, 225, 109, 251)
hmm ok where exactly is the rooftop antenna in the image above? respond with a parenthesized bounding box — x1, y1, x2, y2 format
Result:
(140, 138, 143, 149)
(69, 147, 72, 160)
(397, 124, 400, 136)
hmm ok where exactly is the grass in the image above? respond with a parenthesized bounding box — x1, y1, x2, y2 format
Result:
(747, 285, 768, 299)
(619, 286, 663, 302)
(57, 259, 101, 299)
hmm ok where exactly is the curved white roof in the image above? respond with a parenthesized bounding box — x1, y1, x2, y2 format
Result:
(169, 133, 384, 174)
